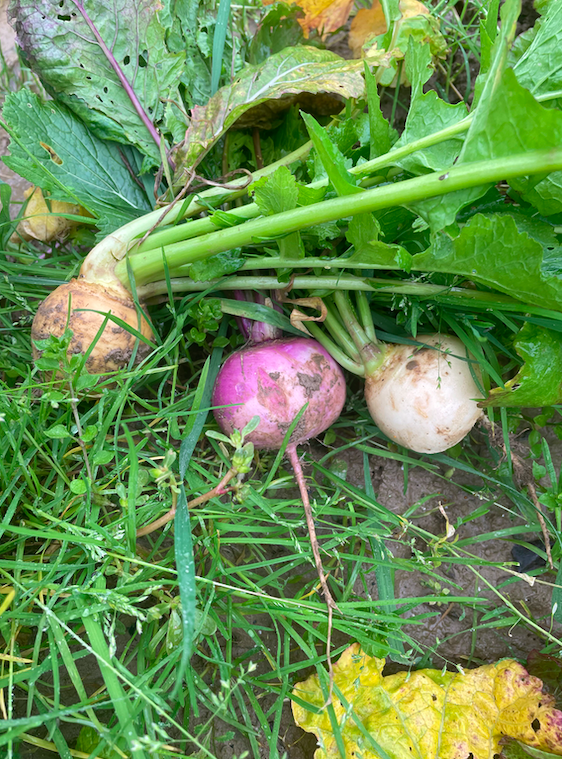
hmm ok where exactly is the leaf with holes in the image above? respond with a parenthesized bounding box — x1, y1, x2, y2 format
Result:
(292, 643, 562, 759)
(9, 0, 185, 167)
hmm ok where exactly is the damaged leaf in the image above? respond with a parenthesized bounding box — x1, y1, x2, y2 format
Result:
(292, 643, 562, 759)
(171, 46, 365, 177)
(9, 0, 185, 167)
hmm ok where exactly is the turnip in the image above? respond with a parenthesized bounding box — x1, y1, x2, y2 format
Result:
(308, 292, 483, 454)
(211, 302, 346, 673)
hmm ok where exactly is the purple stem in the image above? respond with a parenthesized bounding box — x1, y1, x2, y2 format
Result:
(232, 290, 282, 343)
(71, 1, 168, 162)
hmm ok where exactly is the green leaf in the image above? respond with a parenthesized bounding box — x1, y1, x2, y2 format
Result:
(483, 324, 562, 407)
(2, 91, 152, 236)
(46, 424, 71, 439)
(248, 3, 305, 65)
(93, 450, 114, 466)
(70, 479, 87, 495)
(513, 1, 562, 98)
(187, 250, 244, 281)
(410, 0, 525, 228)
(251, 166, 299, 215)
(346, 214, 412, 272)
(81, 425, 98, 443)
(364, 62, 391, 159)
(413, 213, 562, 312)
(302, 112, 361, 197)
(251, 166, 303, 260)
(392, 44, 467, 175)
(172, 46, 365, 172)
(10, 0, 185, 165)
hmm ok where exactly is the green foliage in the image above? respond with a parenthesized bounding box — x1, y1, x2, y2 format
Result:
(2, 91, 152, 236)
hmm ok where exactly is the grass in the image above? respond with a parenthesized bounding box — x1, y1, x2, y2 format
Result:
(2, 2, 562, 758)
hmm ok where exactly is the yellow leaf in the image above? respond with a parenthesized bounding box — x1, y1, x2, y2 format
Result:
(292, 643, 562, 758)
(263, 0, 355, 38)
(349, 1, 387, 59)
(13, 187, 84, 243)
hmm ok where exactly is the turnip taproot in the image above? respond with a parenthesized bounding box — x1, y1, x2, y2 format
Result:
(364, 334, 483, 453)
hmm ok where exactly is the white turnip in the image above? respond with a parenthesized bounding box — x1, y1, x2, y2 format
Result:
(364, 334, 483, 453)
(308, 292, 483, 454)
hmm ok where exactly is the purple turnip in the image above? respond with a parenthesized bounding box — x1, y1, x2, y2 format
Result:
(211, 304, 346, 674)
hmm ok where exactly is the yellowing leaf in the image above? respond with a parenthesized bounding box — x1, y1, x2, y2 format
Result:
(263, 0, 355, 37)
(13, 187, 84, 243)
(356, 0, 447, 85)
(292, 643, 562, 759)
(173, 47, 364, 174)
(349, 1, 387, 59)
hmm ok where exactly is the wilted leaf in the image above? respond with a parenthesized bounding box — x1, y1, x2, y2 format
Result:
(264, 0, 354, 38)
(292, 643, 562, 759)
(172, 46, 365, 176)
(12, 186, 85, 242)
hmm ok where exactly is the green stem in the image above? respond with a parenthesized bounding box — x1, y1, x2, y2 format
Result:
(356, 291, 377, 342)
(135, 142, 312, 254)
(137, 273, 562, 321)
(334, 291, 383, 375)
(324, 303, 362, 363)
(120, 148, 562, 288)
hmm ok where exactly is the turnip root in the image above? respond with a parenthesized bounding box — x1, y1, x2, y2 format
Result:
(211, 337, 346, 449)
(365, 334, 483, 454)
(31, 211, 155, 378)
(307, 293, 484, 454)
(31, 278, 153, 375)
(212, 326, 347, 680)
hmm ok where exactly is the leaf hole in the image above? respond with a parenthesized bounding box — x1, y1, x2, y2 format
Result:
(138, 51, 148, 67)
(532, 718, 541, 731)
(86, 76, 92, 81)
(103, 87, 108, 93)
(57, 13, 71, 20)
(39, 142, 62, 165)
(431, 693, 437, 701)
(123, 54, 130, 65)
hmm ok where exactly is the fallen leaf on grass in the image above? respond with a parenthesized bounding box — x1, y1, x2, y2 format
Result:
(292, 643, 562, 758)
(263, 0, 355, 38)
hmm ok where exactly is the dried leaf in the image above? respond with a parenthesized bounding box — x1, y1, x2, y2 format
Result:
(12, 186, 84, 242)
(277, 295, 327, 335)
(263, 0, 355, 38)
(349, 1, 387, 59)
(292, 643, 562, 759)
(172, 46, 364, 177)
